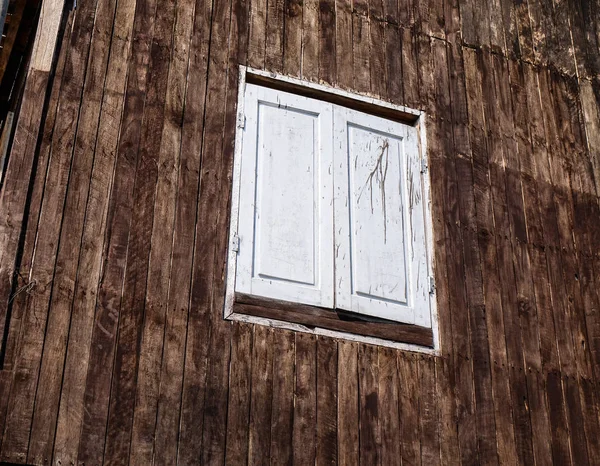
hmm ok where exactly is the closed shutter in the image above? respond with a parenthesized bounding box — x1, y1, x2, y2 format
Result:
(235, 84, 335, 308)
(333, 106, 431, 326)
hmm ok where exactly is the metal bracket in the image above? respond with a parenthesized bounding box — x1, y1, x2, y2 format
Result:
(231, 234, 240, 253)
(237, 114, 246, 129)
(428, 276, 436, 294)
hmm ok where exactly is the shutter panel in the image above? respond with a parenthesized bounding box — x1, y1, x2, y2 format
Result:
(235, 84, 334, 308)
(334, 106, 431, 326)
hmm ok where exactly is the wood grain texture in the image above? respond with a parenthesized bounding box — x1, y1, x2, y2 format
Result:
(1, 1, 600, 465)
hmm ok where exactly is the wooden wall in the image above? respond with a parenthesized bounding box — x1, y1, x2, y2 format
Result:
(1, 0, 600, 463)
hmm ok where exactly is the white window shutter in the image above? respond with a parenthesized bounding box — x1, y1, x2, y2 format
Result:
(235, 84, 335, 308)
(333, 106, 431, 326)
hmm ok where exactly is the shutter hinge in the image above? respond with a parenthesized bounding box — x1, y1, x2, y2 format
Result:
(421, 159, 428, 174)
(237, 114, 246, 129)
(232, 234, 240, 253)
(428, 276, 436, 295)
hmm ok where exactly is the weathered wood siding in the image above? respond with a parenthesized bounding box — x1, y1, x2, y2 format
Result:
(1, 0, 600, 463)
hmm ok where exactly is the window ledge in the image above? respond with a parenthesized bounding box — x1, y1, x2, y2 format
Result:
(231, 293, 434, 348)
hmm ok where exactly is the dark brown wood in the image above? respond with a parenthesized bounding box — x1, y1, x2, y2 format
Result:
(234, 293, 435, 346)
(301, 0, 318, 78)
(74, 0, 160, 459)
(224, 323, 253, 465)
(265, 0, 284, 72)
(419, 355, 440, 465)
(337, 340, 359, 466)
(2, 0, 600, 465)
(352, 11, 370, 93)
(334, 0, 352, 89)
(378, 347, 401, 464)
(26, 0, 116, 460)
(316, 337, 337, 465)
(51, 0, 136, 462)
(268, 329, 295, 465)
(151, 0, 213, 460)
(1, 0, 89, 459)
(128, 0, 195, 459)
(358, 344, 380, 465)
(102, 0, 176, 459)
(397, 353, 421, 466)
(283, 0, 302, 76)
(293, 332, 316, 465)
(248, 325, 274, 465)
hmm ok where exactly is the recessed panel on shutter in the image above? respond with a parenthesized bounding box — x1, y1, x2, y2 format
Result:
(334, 107, 431, 326)
(235, 84, 334, 308)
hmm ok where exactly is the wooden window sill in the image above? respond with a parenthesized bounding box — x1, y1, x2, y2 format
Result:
(233, 293, 434, 348)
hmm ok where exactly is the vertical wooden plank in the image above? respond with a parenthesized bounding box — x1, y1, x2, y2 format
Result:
(248, 0, 267, 68)
(102, 0, 177, 461)
(499, 0, 519, 57)
(200, 0, 247, 458)
(316, 337, 337, 466)
(0, 370, 11, 454)
(383, 0, 397, 24)
(358, 344, 379, 466)
(534, 68, 578, 464)
(369, 0, 386, 98)
(195, 0, 240, 460)
(0, 6, 74, 378)
(318, 0, 336, 84)
(224, 323, 253, 465)
(514, 0, 534, 61)
(430, 40, 480, 466)
(463, 48, 517, 466)
(283, 0, 303, 76)
(385, 22, 402, 104)
(1, 0, 97, 458)
(248, 326, 274, 465)
(419, 356, 439, 465)
(293, 332, 316, 465)
(579, 378, 600, 464)
(150, 0, 212, 461)
(427, 39, 460, 463)
(268, 329, 295, 465)
(74, 0, 160, 460)
(175, 0, 234, 460)
(487, 0, 504, 54)
(334, 0, 352, 89)
(128, 0, 196, 459)
(579, 81, 600, 372)
(302, 0, 319, 78)
(480, 50, 536, 466)
(400, 27, 417, 108)
(0, 0, 66, 374)
(337, 340, 358, 466)
(536, 70, 577, 378)
(352, 0, 369, 93)
(397, 353, 420, 466)
(443, 42, 500, 466)
(564, 376, 590, 465)
(27, 0, 119, 459)
(546, 0, 577, 76)
(397, 0, 414, 27)
(51, 0, 137, 462)
(265, 0, 284, 72)
(546, 371, 572, 464)
(491, 54, 553, 466)
(378, 347, 401, 465)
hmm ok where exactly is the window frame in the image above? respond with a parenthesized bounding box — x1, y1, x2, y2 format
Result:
(224, 66, 440, 354)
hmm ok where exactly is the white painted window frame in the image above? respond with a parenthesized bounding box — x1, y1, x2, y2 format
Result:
(224, 66, 440, 355)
